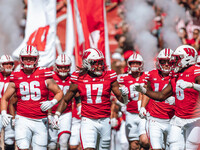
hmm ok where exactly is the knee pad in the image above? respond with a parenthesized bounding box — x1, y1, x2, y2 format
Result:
(5, 144, 15, 150)
(59, 133, 70, 150)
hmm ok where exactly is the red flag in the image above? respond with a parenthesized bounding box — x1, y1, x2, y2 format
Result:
(66, 0, 110, 71)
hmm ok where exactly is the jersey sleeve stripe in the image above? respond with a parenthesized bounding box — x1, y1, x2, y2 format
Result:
(110, 75, 117, 79)
(71, 78, 77, 80)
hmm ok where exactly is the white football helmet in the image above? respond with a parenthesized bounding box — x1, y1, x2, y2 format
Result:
(171, 45, 197, 73)
(20, 45, 39, 69)
(55, 54, 71, 77)
(0, 55, 14, 73)
(197, 56, 200, 65)
(127, 53, 144, 73)
(82, 48, 105, 76)
(156, 48, 173, 73)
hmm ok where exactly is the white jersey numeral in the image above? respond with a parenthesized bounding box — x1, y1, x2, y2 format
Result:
(20, 81, 41, 101)
(130, 84, 139, 101)
(58, 85, 69, 95)
(154, 83, 168, 102)
(0, 82, 4, 98)
(176, 86, 184, 100)
(85, 84, 103, 104)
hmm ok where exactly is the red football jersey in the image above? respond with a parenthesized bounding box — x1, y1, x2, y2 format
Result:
(171, 65, 200, 119)
(0, 73, 10, 112)
(70, 69, 117, 119)
(49, 72, 72, 114)
(118, 72, 148, 113)
(10, 67, 53, 119)
(147, 69, 175, 119)
(72, 100, 81, 119)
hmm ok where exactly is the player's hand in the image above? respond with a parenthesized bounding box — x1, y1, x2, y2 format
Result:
(119, 86, 129, 96)
(110, 118, 118, 127)
(165, 96, 175, 105)
(139, 107, 147, 119)
(133, 83, 147, 94)
(77, 105, 81, 118)
(11, 118, 15, 128)
(177, 80, 193, 90)
(120, 104, 126, 113)
(52, 114, 60, 130)
(48, 114, 54, 125)
(40, 99, 58, 111)
(1, 110, 12, 127)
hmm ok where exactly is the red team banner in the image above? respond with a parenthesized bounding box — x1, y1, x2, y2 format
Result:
(66, 0, 110, 71)
(12, 0, 110, 71)
(12, 0, 56, 67)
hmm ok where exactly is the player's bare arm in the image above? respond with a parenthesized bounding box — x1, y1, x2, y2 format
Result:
(46, 78, 63, 103)
(56, 83, 78, 113)
(9, 93, 18, 118)
(111, 81, 125, 103)
(145, 81, 173, 101)
(1, 82, 16, 111)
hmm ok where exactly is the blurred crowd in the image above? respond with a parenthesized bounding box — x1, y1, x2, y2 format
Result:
(19, 0, 200, 74)
(106, 0, 200, 74)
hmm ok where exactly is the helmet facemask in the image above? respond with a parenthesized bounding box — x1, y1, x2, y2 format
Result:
(170, 54, 184, 73)
(55, 65, 70, 77)
(1, 62, 14, 74)
(128, 61, 143, 73)
(157, 58, 172, 74)
(82, 48, 106, 76)
(20, 45, 39, 70)
(55, 54, 71, 77)
(127, 53, 144, 74)
(20, 56, 39, 70)
(88, 59, 105, 76)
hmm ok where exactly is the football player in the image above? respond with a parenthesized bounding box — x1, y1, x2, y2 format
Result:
(0, 55, 15, 150)
(118, 53, 150, 150)
(53, 48, 128, 150)
(48, 54, 80, 150)
(139, 48, 175, 150)
(1, 45, 63, 150)
(133, 45, 200, 150)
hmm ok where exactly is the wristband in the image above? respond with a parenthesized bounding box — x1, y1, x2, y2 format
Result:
(1, 110, 7, 115)
(115, 100, 124, 107)
(55, 111, 61, 116)
(192, 83, 200, 91)
(52, 99, 58, 105)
